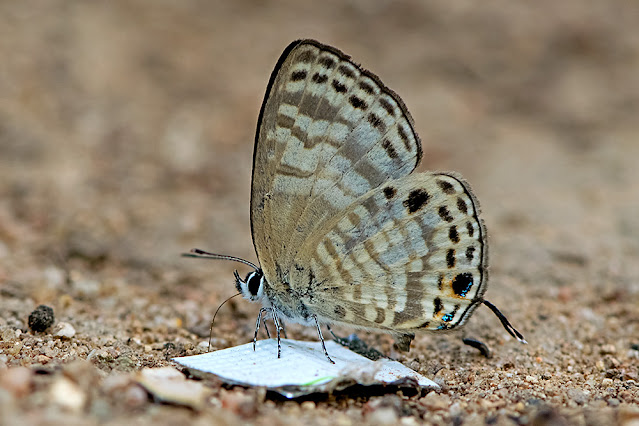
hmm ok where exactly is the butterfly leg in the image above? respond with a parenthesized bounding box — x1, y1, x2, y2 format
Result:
(462, 337, 492, 358)
(253, 307, 270, 351)
(271, 311, 283, 359)
(313, 315, 335, 364)
(263, 318, 271, 338)
(326, 324, 339, 340)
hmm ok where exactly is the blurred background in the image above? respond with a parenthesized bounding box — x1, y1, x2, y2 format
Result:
(1, 1, 638, 363)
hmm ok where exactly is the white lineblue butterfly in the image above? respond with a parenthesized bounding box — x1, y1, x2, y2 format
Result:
(186, 39, 525, 363)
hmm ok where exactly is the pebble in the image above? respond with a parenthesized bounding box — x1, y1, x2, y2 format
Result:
(50, 377, 86, 412)
(123, 384, 149, 408)
(603, 355, 621, 369)
(135, 367, 208, 410)
(36, 355, 51, 364)
(87, 348, 113, 362)
(53, 322, 76, 338)
(449, 401, 463, 417)
(1, 328, 20, 342)
(28, 305, 55, 332)
(115, 355, 137, 371)
(368, 407, 398, 425)
(7, 342, 23, 356)
(419, 392, 451, 411)
(567, 388, 589, 405)
(400, 416, 419, 425)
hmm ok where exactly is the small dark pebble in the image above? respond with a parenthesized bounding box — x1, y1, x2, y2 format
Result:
(163, 342, 187, 359)
(28, 305, 55, 332)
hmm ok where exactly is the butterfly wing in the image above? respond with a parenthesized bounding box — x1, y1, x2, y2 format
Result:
(251, 40, 423, 288)
(293, 172, 488, 332)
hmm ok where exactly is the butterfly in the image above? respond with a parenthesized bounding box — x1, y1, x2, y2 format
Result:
(186, 39, 525, 363)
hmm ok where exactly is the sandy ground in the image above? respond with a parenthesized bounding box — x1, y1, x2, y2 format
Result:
(1, 1, 638, 425)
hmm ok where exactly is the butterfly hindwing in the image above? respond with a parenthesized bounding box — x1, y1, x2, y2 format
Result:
(251, 40, 423, 289)
(292, 172, 488, 332)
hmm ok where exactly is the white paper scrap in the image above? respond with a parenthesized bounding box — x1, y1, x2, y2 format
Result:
(173, 339, 438, 395)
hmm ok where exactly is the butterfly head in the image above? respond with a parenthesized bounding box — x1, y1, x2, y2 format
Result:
(181, 249, 268, 303)
(234, 269, 266, 302)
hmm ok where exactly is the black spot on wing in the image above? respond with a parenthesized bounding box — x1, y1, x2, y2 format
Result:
(466, 246, 476, 261)
(433, 297, 443, 314)
(311, 72, 328, 84)
(397, 126, 411, 151)
(349, 95, 367, 109)
(381, 139, 398, 159)
(332, 80, 347, 93)
(291, 70, 307, 81)
(446, 249, 456, 268)
(319, 56, 336, 69)
(383, 186, 396, 199)
(437, 180, 455, 194)
(337, 64, 356, 78)
(439, 206, 454, 222)
(449, 226, 460, 243)
(359, 81, 375, 94)
(403, 189, 430, 213)
(379, 97, 396, 116)
(334, 305, 346, 318)
(368, 113, 386, 132)
(457, 197, 468, 214)
(466, 221, 475, 237)
(452, 273, 474, 297)
(297, 50, 316, 63)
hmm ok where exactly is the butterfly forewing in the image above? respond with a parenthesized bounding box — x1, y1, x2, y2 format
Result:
(251, 40, 423, 287)
(293, 173, 487, 332)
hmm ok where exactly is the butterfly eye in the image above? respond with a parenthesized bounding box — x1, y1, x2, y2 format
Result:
(247, 272, 262, 297)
